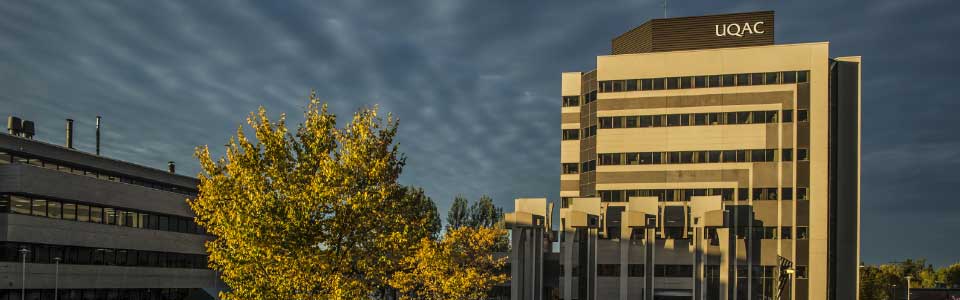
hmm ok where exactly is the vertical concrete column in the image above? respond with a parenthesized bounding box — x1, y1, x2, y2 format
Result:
(619, 231, 629, 300)
(718, 228, 731, 300)
(694, 226, 703, 300)
(563, 231, 573, 300)
(645, 226, 655, 300)
(511, 227, 527, 300)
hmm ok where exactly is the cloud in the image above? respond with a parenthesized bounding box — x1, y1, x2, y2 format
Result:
(1, 0, 959, 266)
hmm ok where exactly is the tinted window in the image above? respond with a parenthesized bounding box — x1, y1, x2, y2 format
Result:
(751, 73, 764, 85)
(47, 201, 61, 219)
(797, 71, 809, 83)
(652, 78, 665, 90)
(626, 80, 638, 91)
(694, 76, 706, 88)
(782, 71, 797, 83)
(765, 72, 779, 84)
(722, 74, 735, 87)
(641, 79, 653, 90)
(32, 199, 47, 217)
(736, 74, 750, 86)
(62, 203, 76, 221)
(11, 195, 30, 214)
(783, 109, 794, 122)
(708, 75, 721, 87)
(625, 116, 637, 128)
(680, 77, 693, 89)
(667, 77, 680, 89)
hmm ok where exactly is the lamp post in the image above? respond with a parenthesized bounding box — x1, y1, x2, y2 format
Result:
(18, 247, 30, 300)
(53, 257, 61, 300)
(891, 284, 897, 300)
(905, 275, 913, 300)
(785, 268, 795, 300)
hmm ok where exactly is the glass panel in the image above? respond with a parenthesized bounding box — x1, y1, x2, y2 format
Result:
(667, 77, 680, 89)
(77, 204, 90, 222)
(63, 203, 77, 220)
(641, 79, 653, 90)
(694, 76, 706, 88)
(90, 206, 103, 223)
(0, 194, 8, 213)
(626, 80, 637, 91)
(47, 201, 62, 219)
(11, 196, 31, 214)
(104, 208, 116, 225)
(736, 74, 750, 86)
(751, 73, 764, 85)
(652, 78, 665, 90)
(32, 199, 47, 217)
(721, 74, 735, 87)
(765, 72, 779, 84)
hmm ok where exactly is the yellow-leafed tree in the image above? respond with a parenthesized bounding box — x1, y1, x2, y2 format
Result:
(390, 226, 509, 300)
(190, 93, 436, 300)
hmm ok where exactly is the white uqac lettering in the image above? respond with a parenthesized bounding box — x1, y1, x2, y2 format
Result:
(741, 22, 754, 35)
(715, 24, 726, 37)
(753, 21, 765, 34)
(726, 23, 743, 37)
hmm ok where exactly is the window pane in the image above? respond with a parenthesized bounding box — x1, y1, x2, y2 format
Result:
(680, 77, 693, 89)
(612, 80, 623, 92)
(639, 116, 652, 127)
(666, 114, 681, 126)
(32, 199, 47, 217)
(47, 201, 62, 219)
(751, 73, 764, 85)
(679, 114, 690, 126)
(737, 112, 751, 124)
(694, 76, 706, 88)
(667, 77, 680, 89)
(11, 195, 31, 214)
(652, 78, 665, 90)
(722, 150, 736, 163)
(694, 113, 707, 126)
(0, 194, 8, 213)
(797, 71, 809, 83)
(753, 111, 767, 123)
(641, 79, 653, 90)
(783, 109, 793, 122)
(721, 74, 735, 87)
(767, 111, 778, 123)
(765, 72, 779, 84)
(736, 74, 750, 86)
(90, 207, 103, 223)
(62, 203, 76, 221)
(797, 149, 809, 161)
(626, 80, 637, 91)
(104, 208, 116, 225)
(782, 71, 797, 83)
(797, 109, 809, 122)
(709, 113, 721, 125)
(625, 116, 637, 128)
(612, 117, 623, 128)
(725, 112, 737, 124)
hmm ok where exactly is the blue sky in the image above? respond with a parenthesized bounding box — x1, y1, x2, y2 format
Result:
(2, 0, 958, 266)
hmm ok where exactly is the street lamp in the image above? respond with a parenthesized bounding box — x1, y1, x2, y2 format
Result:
(53, 257, 61, 300)
(892, 284, 897, 300)
(905, 275, 913, 300)
(785, 268, 796, 300)
(18, 247, 30, 300)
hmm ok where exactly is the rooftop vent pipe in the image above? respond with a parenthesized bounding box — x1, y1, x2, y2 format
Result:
(96, 116, 101, 155)
(7, 116, 22, 135)
(168, 161, 175, 174)
(21, 120, 34, 139)
(65, 119, 74, 149)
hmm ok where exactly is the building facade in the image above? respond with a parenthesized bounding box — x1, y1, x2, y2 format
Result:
(508, 11, 861, 300)
(0, 118, 218, 299)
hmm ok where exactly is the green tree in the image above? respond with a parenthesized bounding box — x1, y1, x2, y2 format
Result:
(447, 195, 469, 230)
(466, 195, 502, 228)
(389, 226, 509, 300)
(190, 94, 432, 299)
(400, 186, 442, 240)
(939, 263, 960, 288)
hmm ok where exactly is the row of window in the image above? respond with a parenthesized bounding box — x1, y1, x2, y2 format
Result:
(0, 242, 208, 269)
(598, 70, 810, 93)
(706, 226, 810, 240)
(576, 264, 807, 279)
(598, 109, 808, 129)
(0, 151, 196, 196)
(596, 148, 807, 166)
(0, 194, 206, 235)
(598, 187, 809, 202)
(0, 288, 195, 300)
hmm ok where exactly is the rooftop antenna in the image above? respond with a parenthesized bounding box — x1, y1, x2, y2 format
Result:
(95, 116, 101, 155)
(663, 0, 667, 18)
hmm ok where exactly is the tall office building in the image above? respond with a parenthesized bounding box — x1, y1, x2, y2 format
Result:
(508, 11, 861, 300)
(0, 117, 218, 299)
